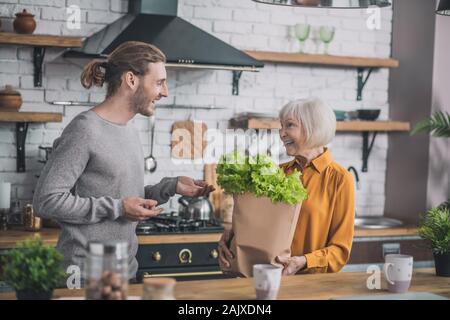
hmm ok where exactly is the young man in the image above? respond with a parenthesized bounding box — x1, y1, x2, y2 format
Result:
(33, 41, 214, 279)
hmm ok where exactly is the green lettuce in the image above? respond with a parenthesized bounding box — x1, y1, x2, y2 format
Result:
(216, 152, 308, 205)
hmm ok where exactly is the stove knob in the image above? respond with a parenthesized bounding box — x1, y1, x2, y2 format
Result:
(179, 249, 192, 264)
(152, 251, 161, 262)
(210, 249, 219, 259)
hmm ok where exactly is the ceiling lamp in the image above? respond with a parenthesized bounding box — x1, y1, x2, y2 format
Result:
(251, 0, 391, 8)
(437, 0, 450, 15)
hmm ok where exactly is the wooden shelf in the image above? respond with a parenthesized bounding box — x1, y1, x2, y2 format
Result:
(0, 32, 83, 87)
(230, 117, 410, 132)
(0, 112, 62, 172)
(0, 111, 62, 123)
(244, 50, 399, 68)
(0, 32, 83, 48)
(229, 117, 410, 173)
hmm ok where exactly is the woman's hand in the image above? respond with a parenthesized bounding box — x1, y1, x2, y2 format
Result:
(275, 255, 307, 275)
(218, 229, 234, 269)
(176, 176, 215, 197)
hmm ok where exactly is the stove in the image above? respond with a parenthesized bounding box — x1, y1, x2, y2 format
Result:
(135, 212, 232, 282)
(135, 212, 224, 235)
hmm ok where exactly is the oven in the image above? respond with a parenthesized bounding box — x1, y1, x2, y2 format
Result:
(135, 213, 233, 282)
(136, 242, 234, 282)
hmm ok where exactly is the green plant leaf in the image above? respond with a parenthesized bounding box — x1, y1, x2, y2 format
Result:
(411, 111, 450, 137)
(1, 235, 66, 292)
(216, 152, 308, 204)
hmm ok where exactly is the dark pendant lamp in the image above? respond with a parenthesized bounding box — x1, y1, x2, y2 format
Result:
(252, 0, 391, 9)
(437, 0, 450, 15)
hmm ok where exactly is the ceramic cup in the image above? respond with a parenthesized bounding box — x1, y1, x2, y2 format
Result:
(383, 254, 413, 293)
(253, 264, 282, 300)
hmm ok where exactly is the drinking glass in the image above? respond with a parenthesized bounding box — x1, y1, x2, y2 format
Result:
(294, 23, 310, 53)
(319, 26, 335, 55)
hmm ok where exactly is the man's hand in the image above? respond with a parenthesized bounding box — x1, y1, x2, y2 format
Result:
(218, 229, 234, 269)
(122, 197, 163, 221)
(275, 255, 307, 275)
(176, 176, 215, 197)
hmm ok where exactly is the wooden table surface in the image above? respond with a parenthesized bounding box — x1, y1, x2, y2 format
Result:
(0, 269, 448, 300)
(0, 226, 419, 249)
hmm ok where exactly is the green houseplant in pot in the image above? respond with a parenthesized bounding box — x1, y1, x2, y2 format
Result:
(418, 207, 450, 277)
(1, 235, 66, 299)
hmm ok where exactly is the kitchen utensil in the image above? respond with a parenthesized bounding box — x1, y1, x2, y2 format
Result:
(171, 120, 208, 159)
(0, 85, 22, 112)
(13, 9, 36, 34)
(178, 196, 213, 221)
(356, 109, 381, 121)
(144, 115, 157, 173)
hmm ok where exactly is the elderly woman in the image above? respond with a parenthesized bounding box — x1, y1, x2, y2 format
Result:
(218, 98, 355, 275)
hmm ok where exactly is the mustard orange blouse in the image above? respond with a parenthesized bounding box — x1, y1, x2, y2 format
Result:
(281, 148, 355, 273)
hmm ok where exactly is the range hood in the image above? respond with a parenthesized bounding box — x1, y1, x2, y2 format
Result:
(64, 0, 264, 73)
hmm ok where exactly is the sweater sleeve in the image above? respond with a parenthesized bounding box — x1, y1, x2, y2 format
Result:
(303, 172, 355, 273)
(144, 177, 178, 205)
(32, 116, 124, 225)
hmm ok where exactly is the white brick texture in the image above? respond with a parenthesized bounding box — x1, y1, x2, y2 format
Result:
(0, 0, 393, 215)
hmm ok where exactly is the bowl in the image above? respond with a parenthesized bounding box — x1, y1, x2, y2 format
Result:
(0, 85, 23, 112)
(333, 110, 347, 121)
(356, 109, 380, 121)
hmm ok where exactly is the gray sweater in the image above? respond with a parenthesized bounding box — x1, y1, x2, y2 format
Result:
(33, 110, 177, 278)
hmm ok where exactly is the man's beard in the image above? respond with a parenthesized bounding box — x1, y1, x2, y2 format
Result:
(131, 84, 154, 116)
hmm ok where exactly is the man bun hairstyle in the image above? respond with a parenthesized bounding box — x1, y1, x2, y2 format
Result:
(80, 41, 166, 98)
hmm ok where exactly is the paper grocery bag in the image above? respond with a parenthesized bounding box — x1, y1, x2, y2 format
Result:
(223, 193, 302, 278)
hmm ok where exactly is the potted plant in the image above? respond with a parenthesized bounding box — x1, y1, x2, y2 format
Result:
(1, 235, 66, 299)
(412, 111, 450, 209)
(418, 207, 450, 277)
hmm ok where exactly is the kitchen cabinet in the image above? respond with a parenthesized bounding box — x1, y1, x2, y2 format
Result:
(348, 235, 433, 265)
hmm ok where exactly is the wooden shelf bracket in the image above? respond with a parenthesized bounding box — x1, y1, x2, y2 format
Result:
(33, 47, 46, 87)
(357, 67, 374, 101)
(361, 131, 378, 172)
(232, 70, 243, 96)
(15, 122, 29, 172)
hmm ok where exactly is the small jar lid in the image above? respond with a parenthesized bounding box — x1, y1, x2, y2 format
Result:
(143, 277, 176, 288)
(0, 85, 21, 96)
(88, 240, 129, 259)
(15, 9, 35, 17)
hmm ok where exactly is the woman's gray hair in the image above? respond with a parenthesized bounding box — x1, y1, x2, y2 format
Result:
(279, 98, 336, 149)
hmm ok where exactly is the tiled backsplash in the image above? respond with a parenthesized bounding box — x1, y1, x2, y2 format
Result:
(0, 0, 393, 216)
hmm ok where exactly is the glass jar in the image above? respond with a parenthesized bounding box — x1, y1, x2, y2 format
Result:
(85, 241, 129, 300)
(23, 204, 41, 231)
(142, 278, 176, 300)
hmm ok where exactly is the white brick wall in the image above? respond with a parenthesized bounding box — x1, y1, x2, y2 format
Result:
(0, 0, 393, 216)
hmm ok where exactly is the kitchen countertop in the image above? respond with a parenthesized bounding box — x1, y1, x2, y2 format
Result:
(0, 268, 448, 300)
(0, 226, 420, 249)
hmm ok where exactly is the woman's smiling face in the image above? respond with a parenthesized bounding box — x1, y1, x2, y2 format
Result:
(279, 117, 305, 156)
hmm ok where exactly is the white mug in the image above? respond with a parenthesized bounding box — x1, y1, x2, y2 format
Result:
(253, 264, 282, 300)
(383, 254, 413, 293)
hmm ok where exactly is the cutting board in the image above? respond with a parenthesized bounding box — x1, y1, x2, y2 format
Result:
(204, 163, 233, 222)
(171, 120, 207, 159)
